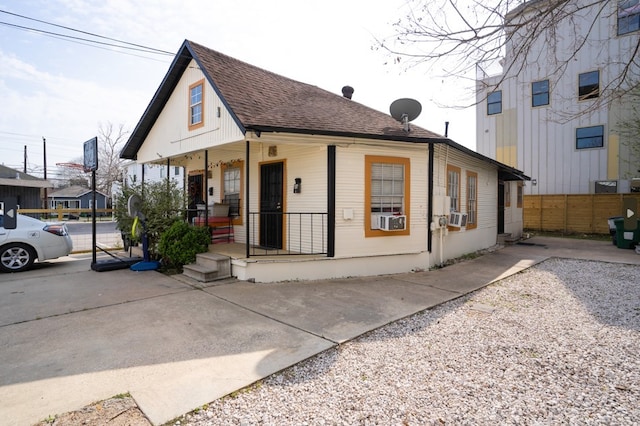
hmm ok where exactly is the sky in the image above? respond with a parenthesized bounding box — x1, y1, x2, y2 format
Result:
(0, 0, 477, 180)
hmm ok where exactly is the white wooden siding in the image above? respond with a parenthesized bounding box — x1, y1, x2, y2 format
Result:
(137, 59, 245, 163)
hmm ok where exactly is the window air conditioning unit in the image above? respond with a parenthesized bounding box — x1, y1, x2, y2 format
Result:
(379, 215, 406, 231)
(448, 212, 468, 228)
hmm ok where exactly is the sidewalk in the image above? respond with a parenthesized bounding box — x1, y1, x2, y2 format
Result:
(0, 236, 638, 425)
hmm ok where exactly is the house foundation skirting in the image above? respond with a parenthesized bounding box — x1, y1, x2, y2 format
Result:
(229, 251, 432, 283)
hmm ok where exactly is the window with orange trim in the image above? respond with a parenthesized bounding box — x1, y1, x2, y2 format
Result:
(466, 171, 478, 229)
(365, 155, 410, 237)
(188, 79, 204, 130)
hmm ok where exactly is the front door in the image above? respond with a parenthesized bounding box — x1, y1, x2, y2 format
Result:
(497, 181, 505, 234)
(260, 162, 284, 249)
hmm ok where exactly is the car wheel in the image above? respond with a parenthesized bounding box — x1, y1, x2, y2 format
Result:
(0, 243, 37, 273)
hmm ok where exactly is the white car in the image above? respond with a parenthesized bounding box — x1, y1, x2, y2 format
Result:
(0, 212, 73, 272)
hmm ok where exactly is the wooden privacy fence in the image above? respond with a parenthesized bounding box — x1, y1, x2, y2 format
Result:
(524, 194, 640, 234)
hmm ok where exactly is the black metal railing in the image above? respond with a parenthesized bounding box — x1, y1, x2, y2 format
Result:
(248, 212, 328, 256)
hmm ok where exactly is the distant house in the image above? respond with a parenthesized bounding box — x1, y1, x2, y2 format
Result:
(48, 185, 109, 212)
(0, 164, 52, 209)
(121, 160, 184, 186)
(121, 40, 528, 282)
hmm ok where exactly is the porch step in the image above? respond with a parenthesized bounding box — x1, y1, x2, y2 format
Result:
(498, 233, 520, 245)
(182, 253, 231, 282)
(497, 233, 512, 244)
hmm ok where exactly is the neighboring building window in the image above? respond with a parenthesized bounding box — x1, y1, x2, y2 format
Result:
(487, 91, 502, 115)
(595, 180, 617, 193)
(174, 166, 180, 176)
(189, 79, 204, 130)
(466, 171, 478, 229)
(504, 182, 511, 207)
(365, 155, 410, 236)
(447, 165, 461, 212)
(517, 182, 523, 208)
(222, 161, 243, 218)
(532, 80, 549, 107)
(576, 125, 604, 149)
(618, 0, 640, 35)
(578, 71, 599, 100)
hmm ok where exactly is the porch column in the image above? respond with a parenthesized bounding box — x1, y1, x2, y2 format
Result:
(327, 145, 336, 257)
(245, 140, 251, 258)
(204, 150, 209, 224)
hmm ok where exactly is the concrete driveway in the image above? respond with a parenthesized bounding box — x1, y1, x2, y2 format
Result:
(1, 237, 639, 425)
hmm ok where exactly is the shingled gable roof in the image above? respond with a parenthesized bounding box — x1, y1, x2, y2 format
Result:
(119, 40, 529, 181)
(120, 39, 447, 160)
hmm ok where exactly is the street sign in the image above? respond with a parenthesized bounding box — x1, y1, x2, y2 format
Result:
(83, 136, 98, 173)
(623, 197, 637, 230)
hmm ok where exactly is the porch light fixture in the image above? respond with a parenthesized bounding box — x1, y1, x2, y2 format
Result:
(293, 178, 302, 194)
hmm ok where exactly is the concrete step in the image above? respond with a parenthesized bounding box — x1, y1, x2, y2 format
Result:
(196, 252, 230, 270)
(182, 253, 231, 282)
(497, 233, 512, 244)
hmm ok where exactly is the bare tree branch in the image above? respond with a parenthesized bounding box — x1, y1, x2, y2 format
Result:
(377, 0, 640, 113)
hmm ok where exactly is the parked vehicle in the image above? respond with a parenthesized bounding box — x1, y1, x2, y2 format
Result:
(0, 212, 73, 272)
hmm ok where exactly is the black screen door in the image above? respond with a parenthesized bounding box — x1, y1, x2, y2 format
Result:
(260, 162, 283, 249)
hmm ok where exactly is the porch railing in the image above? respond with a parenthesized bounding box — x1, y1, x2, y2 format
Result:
(248, 212, 328, 256)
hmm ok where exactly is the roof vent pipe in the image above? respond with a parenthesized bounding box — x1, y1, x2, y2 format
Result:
(445, 121, 449, 138)
(341, 86, 354, 99)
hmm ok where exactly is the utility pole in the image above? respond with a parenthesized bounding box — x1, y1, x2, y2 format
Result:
(23, 145, 27, 173)
(43, 137, 48, 210)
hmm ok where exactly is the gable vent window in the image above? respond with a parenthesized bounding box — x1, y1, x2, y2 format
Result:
(618, 0, 640, 35)
(578, 71, 599, 100)
(189, 79, 204, 130)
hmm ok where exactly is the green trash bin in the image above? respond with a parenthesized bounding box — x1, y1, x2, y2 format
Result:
(614, 218, 640, 249)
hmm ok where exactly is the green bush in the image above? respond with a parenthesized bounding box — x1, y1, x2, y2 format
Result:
(159, 221, 211, 269)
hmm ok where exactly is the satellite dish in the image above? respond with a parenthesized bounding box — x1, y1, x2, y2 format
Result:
(390, 98, 422, 132)
(127, 194, 143, 219)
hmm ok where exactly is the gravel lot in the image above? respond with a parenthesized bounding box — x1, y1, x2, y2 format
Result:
(176, 258, 640, 425)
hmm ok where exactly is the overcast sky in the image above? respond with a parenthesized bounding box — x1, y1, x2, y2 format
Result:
(0, 0, 477, 179)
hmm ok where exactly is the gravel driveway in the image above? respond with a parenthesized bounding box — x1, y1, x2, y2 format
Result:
(177, 258, 640, 425)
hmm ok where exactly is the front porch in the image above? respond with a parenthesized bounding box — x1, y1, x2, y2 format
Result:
(197, 241, 431, 283)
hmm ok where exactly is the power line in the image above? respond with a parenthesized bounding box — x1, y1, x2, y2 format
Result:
(0, 9, 173, 55)
(0, 20, 173, 56)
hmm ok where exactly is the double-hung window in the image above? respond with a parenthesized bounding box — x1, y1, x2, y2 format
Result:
(447, 165, 461, 213)
(365, 156, 410, 236)
(487, 91, 502, 115)
(576, 125, 604, 149)
(466, 171, 478, 229)
(579, 71, 599, 100)
(189, 79, 204, 130)
(222, 161, 243, 218)
(532, 80, 549, 107)
(618, 0, 640, 35)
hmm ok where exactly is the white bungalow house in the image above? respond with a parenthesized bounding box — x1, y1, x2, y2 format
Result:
(120, 40, 528, 282)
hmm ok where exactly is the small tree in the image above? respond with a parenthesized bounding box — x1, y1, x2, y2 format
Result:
(113, 179, 186, 259)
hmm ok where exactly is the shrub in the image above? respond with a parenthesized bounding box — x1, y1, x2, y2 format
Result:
(159, 221, 211, 269)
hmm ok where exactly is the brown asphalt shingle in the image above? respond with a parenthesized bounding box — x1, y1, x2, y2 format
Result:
(188, 41, 443, 139)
